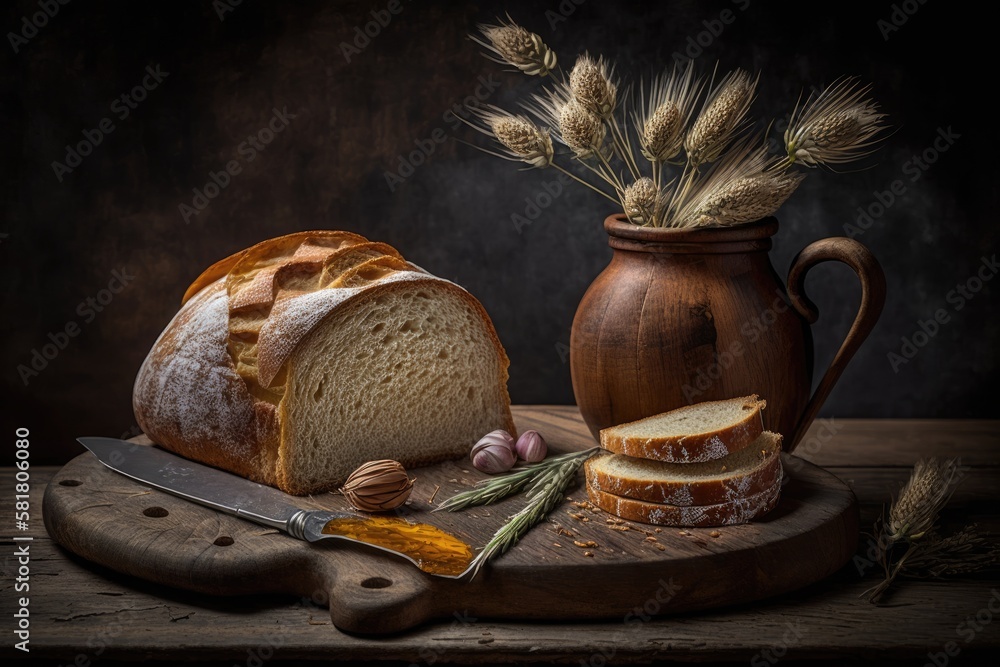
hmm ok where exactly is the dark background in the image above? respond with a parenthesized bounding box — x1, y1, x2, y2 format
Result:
(3, 0, 996, 464)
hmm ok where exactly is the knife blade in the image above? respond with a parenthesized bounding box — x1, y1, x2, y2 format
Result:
(76, 437, 476, 578)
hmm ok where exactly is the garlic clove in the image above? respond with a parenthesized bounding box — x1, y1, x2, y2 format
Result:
(515, 430, 547, 462)
(470, 429, 517, 474)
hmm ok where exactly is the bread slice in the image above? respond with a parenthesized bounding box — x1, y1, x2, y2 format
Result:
(600, 395, 766, 463)
(134, 231, 515, 495)
(586, 475, 782, 527)
(586, 432, 782, 506)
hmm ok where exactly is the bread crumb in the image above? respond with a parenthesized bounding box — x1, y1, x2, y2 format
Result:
(654, 528, 662, 533)
(678, 530, 689, 536)
(556, 526, 575, 538)
(655, 543, 666, 551)
(644, 536, 657, 543)
(709, 530, 721, 538)
(553, 542, 563, 548)
(583, 551, 594, 557)
(573, 540, 598, 548)
(608, 525, 630, 531)
(568, 512, 586, 521)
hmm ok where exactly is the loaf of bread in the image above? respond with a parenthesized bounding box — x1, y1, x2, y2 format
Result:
(133, 231, 515, 495)
(585, 431, 782, 506)
(599, 395, 765, 463)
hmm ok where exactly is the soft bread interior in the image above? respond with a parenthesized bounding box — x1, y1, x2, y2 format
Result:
(606, 396, 761, 439)
(280, 282, 510, 493)
(591, 431, 781, 483)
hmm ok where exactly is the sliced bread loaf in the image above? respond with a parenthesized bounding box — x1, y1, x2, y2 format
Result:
(586, 475, 781, 527)
(599, 395, 766, 463)
(134, 230, 515, 495)
(585, 431, 782, 506)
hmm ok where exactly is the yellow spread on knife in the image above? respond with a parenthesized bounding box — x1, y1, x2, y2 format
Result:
(322, 516, 473, 576)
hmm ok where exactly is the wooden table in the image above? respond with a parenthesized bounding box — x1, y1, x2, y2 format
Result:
(3, 407, 998, 664)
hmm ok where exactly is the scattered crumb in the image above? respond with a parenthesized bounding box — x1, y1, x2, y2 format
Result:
(709, 530, 721, 538)
(679, 530, 689, 536)
(556, 526, 575, 538)
(654, 528, 662, 533)
(573, 540, 598, 548)
(553, 542, 563, 548)
(582, 517, 590, 522)
(644, 536, 657, 543)
(307, 617, 330, 626)
(721, 465, 727, 472)
(428, 485, 440, 504)
(608, 525, 630, 532)
(655, 543, 666, 551)
(572, 501, 588, 509)
(568, 512, 586, 521)
(461, 469, 470, 474)
(583, 551, 594, 557)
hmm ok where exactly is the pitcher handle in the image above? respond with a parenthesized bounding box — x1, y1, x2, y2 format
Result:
(786, 237, 886, 451)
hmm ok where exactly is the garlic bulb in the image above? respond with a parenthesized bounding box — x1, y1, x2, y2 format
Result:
(471, 430, 517, 474)
(515, 430, 547, 462)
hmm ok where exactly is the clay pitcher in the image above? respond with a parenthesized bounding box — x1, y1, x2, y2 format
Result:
(570, 214, 886, 450)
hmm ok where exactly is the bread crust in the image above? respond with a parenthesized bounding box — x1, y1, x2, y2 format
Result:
(134, 231, 515, 495)
(585, 432, 782, 506)
(599, 395, 766, 463)
(586, 476, 781, 527)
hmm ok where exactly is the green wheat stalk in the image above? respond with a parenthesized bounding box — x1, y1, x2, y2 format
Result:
(436, 448, 599, 578)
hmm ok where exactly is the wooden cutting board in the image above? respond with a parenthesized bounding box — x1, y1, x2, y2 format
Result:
(43, 410, 858, 635)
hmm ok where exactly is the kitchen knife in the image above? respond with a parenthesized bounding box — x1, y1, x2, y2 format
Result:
(76, 437, 476, 579)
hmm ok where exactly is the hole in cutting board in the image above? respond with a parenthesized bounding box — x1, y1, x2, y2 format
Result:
(214, 536, 234, 547)
(59, 479, 82, 486)
(143, 507, 169, 518)
(360, 577, 392, 589)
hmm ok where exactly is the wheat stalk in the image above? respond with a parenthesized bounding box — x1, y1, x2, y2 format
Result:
(471, 17, 557, 77)
(888, 458, 963, 542)
(621, 177, 661, 226)
(784, 77, 888, 167)
(684, 69, 758, 167)
(460, 105, 554, 169)
(635, 61, 703, 169)
(436, 448, 600, 578)
(569, 54, 617, 120)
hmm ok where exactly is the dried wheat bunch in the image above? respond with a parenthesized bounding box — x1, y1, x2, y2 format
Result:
(472, 17, 557, 76)
(569, 54, 618, 120)
(888, 458, 963, 542)
(784, 77, 888, 167)
(465, 106, 554, 168)
(685, 69, 758, 167)
(899, 524, 1000, 579)
(635, 61, 703, 164)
